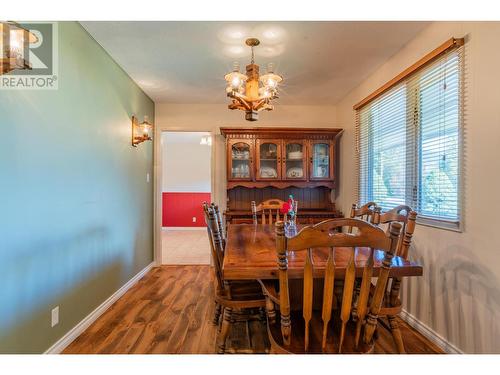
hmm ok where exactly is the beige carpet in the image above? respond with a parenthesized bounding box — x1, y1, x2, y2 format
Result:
(161, 228, 211, 265)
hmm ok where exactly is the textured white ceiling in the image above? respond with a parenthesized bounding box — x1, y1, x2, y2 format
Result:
(81, 21, 430, 105)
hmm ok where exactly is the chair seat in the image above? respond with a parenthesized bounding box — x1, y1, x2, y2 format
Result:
(216, 280, 267, 309)
(267, 310, 374, 354)
(227, 280, 266, 301)
(258, 279, 280, 304)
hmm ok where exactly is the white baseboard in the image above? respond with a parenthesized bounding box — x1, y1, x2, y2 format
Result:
(400, 309, 463, 354)
(44, 261, 155, 354)
(162, 227, 205, 231)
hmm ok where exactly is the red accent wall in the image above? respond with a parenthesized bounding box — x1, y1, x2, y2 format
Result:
(162, 192, 211, 227)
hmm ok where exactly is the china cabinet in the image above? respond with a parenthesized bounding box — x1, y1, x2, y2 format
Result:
(221, 127, 344, 224)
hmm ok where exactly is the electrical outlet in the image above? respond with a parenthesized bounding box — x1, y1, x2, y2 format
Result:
(146, 173, 150, 183)
(192, 217, 197, 223)
(51, 306, 59, 327)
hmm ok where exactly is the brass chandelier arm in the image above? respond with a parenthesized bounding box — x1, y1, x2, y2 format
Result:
(228, 94, 277, 112)
(257, 103, 274, 112)
(228, 101, 243, 110)
(263, 103, 274, 111)
(230, 91, 250, 102)
(228, 99, 250, 111)
(228, 91, 252, 111)
(253, 98, 269, 111)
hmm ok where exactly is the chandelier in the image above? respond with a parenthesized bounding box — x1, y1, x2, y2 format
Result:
(224, 38, 283, 121)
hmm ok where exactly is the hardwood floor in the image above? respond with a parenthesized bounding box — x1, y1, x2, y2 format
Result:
(63, 265, 443, 354)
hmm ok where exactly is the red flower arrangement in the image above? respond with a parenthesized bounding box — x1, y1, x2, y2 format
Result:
(280, 202, 291, 214)
(280, 195, 295, 215)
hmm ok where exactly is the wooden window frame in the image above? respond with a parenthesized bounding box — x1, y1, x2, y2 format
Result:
(353, 38, 464, 111)
(355, 37, 465, 232)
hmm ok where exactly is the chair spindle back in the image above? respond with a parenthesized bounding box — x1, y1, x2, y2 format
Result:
(203, 202, 225, 291)
(252, 199, 289, 225)
(372, 205, 417, 306)
(372, 205, 417, 258)
(210, 203, 226, 248)
(275, 218, 401, 352)
(348, 202, 378, 232)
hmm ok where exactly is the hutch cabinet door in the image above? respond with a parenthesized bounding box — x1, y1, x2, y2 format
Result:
(282, 140, 307, 181)
(256, 139, 282, 180)
(309, 140, 335, 181)
(228, 139, 254, 181)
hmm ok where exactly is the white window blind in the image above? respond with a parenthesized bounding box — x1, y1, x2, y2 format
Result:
(356, 44, 464, 230)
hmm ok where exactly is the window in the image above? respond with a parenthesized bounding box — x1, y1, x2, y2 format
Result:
(356, 43, 464, 230)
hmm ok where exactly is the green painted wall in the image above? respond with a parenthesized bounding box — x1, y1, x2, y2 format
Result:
(0, 22, 154, 353)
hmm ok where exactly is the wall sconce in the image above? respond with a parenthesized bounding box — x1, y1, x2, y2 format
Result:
(131, 115, 153, 147)
(1, 21, 39, 75)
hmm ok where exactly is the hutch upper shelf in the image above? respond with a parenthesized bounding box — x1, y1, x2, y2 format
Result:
(220, 127, 343, 189)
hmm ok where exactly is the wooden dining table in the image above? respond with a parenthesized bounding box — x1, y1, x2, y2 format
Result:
(223, 224, 423, 281)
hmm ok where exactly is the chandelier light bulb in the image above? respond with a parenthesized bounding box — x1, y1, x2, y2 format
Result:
(267, 78, 277, 88)
(231, 76, 241, 88)
(259, 87, 271, 98)
(224, 67, 247, 92)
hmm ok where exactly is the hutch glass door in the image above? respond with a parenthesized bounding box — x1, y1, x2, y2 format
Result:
(230, 141, 253, 180)
(256, 140, 281, 180)
(283, 141, 306, 180)
(310, 141, 333, 180)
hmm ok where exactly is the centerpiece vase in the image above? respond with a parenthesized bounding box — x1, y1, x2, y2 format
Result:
(286, 201, 298, 232)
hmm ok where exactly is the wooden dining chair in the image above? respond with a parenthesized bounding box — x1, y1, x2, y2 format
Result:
(370, 205, 418, 353)
(210, 203, 226, 248)
(348, 201, 379, 319)
(251, 199, 288, 225)
(348, 202, 378, 232)
(262, 218, 401, 353)
(203, 202, 267, 353)
(202, 202, 225, 326)
(372, 205, 416, 256)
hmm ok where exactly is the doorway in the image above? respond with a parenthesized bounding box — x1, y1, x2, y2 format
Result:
(160, 131, 212, 265)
